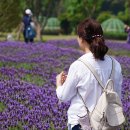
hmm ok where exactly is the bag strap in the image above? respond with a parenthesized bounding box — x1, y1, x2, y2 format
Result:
(78, 59, 104, 89)
(109, 56, 115, 79)
(77, 56, 114, 113)
(77, 89, 90, 114)
(78, 56, 114, 90)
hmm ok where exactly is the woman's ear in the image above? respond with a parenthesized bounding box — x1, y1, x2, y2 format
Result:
(77, 36, 83, 44)
(82, 38, 87, 44)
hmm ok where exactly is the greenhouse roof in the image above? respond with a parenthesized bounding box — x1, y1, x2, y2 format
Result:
(101, 18, 125, 33)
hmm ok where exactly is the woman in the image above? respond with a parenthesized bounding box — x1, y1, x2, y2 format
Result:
(56, 18, 123, 130)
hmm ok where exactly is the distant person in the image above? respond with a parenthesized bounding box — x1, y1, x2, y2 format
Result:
(22, 9, 36, 43)
(124, 25, 130, 44)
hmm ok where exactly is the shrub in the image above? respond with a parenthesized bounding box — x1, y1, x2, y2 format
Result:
(103, 32, 127, 40)
(43, 28, 61, 35)
(97, 11, 113, 23)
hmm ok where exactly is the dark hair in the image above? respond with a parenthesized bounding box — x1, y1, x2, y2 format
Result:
(77, 18, 108, 60)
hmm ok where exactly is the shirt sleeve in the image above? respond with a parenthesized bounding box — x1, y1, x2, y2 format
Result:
(56, 62, 79, 102)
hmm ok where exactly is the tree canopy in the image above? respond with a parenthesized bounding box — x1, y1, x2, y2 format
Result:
(0, 0, 129, 33)
(0, 0, 22, 31)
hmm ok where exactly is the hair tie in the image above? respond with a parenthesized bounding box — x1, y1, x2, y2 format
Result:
(85, 34, 103, 40)
(91, 35, 103, 38)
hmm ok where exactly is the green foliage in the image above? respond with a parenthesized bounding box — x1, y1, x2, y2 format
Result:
(43, 30, 61, 35)
(0, 0, 23, 32)
(97, 11, 113, 23)
(8, 122, 23, 130)
(0, 0, 129, 34)
(0, 102, 6, 112)
(0, 0, 62, 33)
(0, 61, 46, 86)
(59, 0, 104, 34)
(60, 18, 71, 34)
(103, 32, 127, 40)
(117, 12, 126, 22)
(22, 74, 45, 86)
(117, 0, 130, 25)
(108, 49, 130, 57)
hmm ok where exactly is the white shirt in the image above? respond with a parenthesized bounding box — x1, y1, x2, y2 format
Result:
(56, 52, 122, 127)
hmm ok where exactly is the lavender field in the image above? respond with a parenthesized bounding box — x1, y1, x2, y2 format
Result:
(0, 40, 129, 130)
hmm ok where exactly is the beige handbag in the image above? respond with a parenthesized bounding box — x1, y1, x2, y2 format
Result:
(78, 57, 125, 130)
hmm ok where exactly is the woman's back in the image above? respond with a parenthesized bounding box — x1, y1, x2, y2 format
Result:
(56, 18, 123, 130)
(64, 52, 122, 125)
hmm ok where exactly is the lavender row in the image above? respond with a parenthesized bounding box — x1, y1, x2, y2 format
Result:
(46, 39, 130, 51)
(0, 79, 69, 130)
(0, 40, 129, 130)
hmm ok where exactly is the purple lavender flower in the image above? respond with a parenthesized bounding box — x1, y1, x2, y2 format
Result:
(0, 40, 129, 129)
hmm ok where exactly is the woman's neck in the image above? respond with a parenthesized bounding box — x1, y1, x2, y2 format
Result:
(84, 47, 91, 53)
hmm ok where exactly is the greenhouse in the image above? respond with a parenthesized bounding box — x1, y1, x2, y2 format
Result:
(44, 17, 61, 34)
(101, 18, 125, 33)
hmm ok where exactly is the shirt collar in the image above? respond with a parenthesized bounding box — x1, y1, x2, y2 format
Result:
(81, 52, 94, 58)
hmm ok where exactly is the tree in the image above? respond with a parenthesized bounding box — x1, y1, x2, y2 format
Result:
(97, 11, 113, 23)
(101, 0, 125, 15)
(0, 0, 23, 32)
(0, 0, 62, 40)
(19, 0, 62, 41)
(82, 0, 104, 18)
(23, 0, 61, 29)
(124, 0, 130, 24)
(59, 0, 104, 33)
(117, 0, 130, 25)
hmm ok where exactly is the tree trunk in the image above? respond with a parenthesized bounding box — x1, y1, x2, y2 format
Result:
(16, 22, 24, 41)
(36, 23, 42, 42)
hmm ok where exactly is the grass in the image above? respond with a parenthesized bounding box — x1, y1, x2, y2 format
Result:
(0, 31, 127, 43)
(0, 102, 6, 112)
(0, 32, 77, 42)
(108, 50, 130, 57)
(0, 62, 36, 69)
(22, 74, 46, 86)
(21, 34, 76, 42)
(42, 35, 76, 41)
